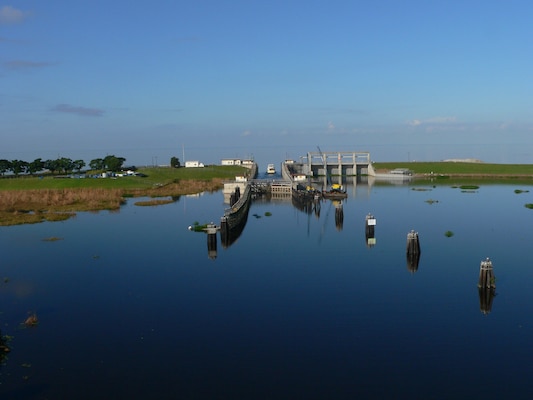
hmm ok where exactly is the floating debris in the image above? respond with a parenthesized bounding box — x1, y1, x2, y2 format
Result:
(42, 237, 63, 242)
(24, 313, 39, 327)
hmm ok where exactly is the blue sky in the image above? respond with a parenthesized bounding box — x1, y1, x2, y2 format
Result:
(1, 1, 532, 168)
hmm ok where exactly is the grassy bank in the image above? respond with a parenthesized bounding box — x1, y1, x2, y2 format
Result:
(0, 165, 247, 191)
(373, 161, 533, 177)
(2, 162, 533, 226)
(0, 165, 248, 226)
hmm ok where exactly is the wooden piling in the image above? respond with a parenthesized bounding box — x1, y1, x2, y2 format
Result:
(205, 223, 218, 260)
(478, 257, 496, 289)
(406, 230, 421, 256)
(365, 213, 376, 237)
(406, 230, 421, 273)
(229, 186, 241, 206)
(365, 213, 376, 247)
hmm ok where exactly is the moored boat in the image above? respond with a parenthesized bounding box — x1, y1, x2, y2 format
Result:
(267, 164, 276, 174)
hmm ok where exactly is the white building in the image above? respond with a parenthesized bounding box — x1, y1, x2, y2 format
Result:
(221, 159, 242, 166)
(185, 161, 204, 168)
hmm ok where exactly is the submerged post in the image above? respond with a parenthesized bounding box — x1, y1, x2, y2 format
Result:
(478, 257, 496, 314)
(406, 230, 421, 273)
(478, 257, 496, 289)
(365, 213, 376, 245)
(205, 223, 219, 260)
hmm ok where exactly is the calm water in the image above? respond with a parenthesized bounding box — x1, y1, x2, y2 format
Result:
(1, 181, 533, 399)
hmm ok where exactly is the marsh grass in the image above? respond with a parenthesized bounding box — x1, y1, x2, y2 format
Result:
(0, 188, 125, 226)
(0, 177, 227, 225)
(134, 199, 175, 206)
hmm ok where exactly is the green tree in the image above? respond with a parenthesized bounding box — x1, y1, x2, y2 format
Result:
(89, 158, 105, 171)
(170, 156, 181, 168)
(104, 155, 125, 172)
(28, 158, 44, 175)
(44, 159, 60, 174)
(0, 159, 12, 175)
(73, 159, 86, 172)
(11, 159, 29, 175)
(56, 157, 74, 173)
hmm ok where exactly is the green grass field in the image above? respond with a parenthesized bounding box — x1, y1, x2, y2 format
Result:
(0, 165, 248, 191)
(373, 161, 533, 176)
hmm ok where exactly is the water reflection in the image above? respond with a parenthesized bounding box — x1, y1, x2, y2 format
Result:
(292, 194, 321, 217)
(0, 330, 9, 365)
(205, 224, 218, 260)
(220, 207, 250, 249)
(407, 252, 421, 273)
(478, 287, 497, 314)
(3, 182, 533, 398)
(334, 201, 343, 231)
(406, 230, 421, 273)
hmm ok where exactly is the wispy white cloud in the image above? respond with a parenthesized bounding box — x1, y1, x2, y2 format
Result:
(0, 6, 31, 25)
(327, 121, 335, 132)
(52, 104, 105, 117)
(407, 116, 457, 127)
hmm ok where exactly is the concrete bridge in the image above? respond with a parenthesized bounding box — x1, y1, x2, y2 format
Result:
(300, 151, 375, 177)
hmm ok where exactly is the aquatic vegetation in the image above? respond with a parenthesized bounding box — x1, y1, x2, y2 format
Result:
(134, 199, 174, 206)
(525, 204, 533, 209)
(514, 189, 529, 194)
(0, 331, 11, 362)
(444, 230, 454, 237)
(460, 185, 479, 190)
(425, 199, 439, 204)
(188, 222, 208, 232)
(264, 212, 272, 216)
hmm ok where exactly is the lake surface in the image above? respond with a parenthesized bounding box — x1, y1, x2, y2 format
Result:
(1, 180, 533, 399)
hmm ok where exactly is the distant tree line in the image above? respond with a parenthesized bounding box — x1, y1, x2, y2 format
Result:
(0, 155, 127, 176)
